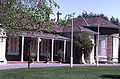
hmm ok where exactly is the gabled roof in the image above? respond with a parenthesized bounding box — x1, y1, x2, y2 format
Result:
(52, 24, 97, 34)
(70, 17, 118, 27)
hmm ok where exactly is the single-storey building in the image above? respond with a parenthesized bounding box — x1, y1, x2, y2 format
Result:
(0, 24, 97, 64)
(0, 17, 120, 65)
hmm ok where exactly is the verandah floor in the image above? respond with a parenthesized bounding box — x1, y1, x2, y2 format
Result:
(7, 61, 60, 64)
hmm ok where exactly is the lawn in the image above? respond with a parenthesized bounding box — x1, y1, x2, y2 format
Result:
(0, 66, 120, 79)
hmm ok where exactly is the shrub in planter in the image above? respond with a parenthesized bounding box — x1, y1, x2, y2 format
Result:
(29, 52, 36, 63)
(57, 49, 64, 63)
(44, 52, 50, 63)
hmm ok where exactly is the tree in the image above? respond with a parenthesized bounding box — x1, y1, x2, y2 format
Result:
(110, 17, 120, 25)
(77, 11, 120, 26)
(78, 11, 109, 21)
(0, 0, 59, 34)
(74, 34, 93, 63)
(56, 13, 75, 27)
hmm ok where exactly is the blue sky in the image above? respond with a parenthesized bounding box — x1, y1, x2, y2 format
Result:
(51, 0, 120, 20)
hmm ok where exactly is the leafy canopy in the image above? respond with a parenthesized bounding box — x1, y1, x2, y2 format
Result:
(0, 0, 59, 34)
(78, 11, 120, 26)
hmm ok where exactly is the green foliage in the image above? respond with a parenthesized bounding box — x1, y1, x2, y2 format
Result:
(78, 11, 109, 21)
(44, 52, 50, 59)
(57, 49, 64, 60)
(0, 0, 59, 34)
(30, 52, 36, 58)
(110, 16, 120, 25)
(77, 11, 120, 25)
(74, 34, 93, 58)
(56, 13, 75, 27)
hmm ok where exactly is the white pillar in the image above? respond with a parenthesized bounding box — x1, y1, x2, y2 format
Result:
(51, 39, 54, 62)
(21, 36, 24, 62)
(37, 37, 41, 62)
(89, 35, 96, 64)
(96, 24, 100, 66)
(0, 37, 7, 64)
(0, 29, 7, 64)
(70, 18, 74, 67)
(64, 40, 66, 62)
(82, 53, 86, 64)
(113, 37, 119, 63)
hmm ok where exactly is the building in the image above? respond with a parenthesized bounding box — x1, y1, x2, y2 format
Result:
(0, 17, 120, 65)
(69, 17, 120, 63)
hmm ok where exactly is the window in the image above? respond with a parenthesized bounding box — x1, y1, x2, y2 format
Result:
(30, 38, 37, 54)
(8, 37, 19, 55)
(41, 39, 49, 56)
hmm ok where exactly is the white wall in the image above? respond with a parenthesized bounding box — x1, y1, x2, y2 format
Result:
(0, 28, 7, 64)
(113, 37, 119, 63)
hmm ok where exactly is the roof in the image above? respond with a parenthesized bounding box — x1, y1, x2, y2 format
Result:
(62, 26, 97, 34)
(70, 17, 118, 27)
(20, 32, 69, 41)
(52, 24, 63, 32)
(52, 24, 97, 34)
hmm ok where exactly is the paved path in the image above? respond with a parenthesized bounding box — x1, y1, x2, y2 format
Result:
(0, 63, 120, 70)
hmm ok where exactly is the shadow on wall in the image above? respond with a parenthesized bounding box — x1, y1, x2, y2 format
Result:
(100, 75, 120, 79)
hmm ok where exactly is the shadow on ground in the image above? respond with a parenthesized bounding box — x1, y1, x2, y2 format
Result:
(100, 75, 120, 79)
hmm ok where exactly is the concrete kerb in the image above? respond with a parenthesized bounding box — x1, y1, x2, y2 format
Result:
(0, 63, 120, 70)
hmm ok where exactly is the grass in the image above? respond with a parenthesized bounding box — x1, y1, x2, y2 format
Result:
(0, 66, 120, 79)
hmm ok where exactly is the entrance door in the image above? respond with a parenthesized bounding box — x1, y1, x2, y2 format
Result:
(23, 37, 31, 61)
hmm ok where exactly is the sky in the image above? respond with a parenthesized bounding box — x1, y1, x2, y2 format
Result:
(51, 0, 120, 20)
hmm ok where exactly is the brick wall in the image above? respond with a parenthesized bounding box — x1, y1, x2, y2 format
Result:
(107, 33, 119, 63)
(107, 35, 113, 62)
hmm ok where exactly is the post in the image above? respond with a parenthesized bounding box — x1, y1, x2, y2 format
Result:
(64, 40, 67, 62)
(37, 37, 41, 62)
(70, 18, 74, 67)
(28, 38, 31, 68)
(21, 36, 24, 62)
(96, 24, 100, 66)
(51, 39, 54, 62)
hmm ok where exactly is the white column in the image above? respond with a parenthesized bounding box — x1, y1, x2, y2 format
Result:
(70, 18, 74, 67)
(37, 37, 41, 62)
(0, 37, 7, 64)
(89, 35, 96, 64)
(63, 40, 66, 62)
(0, 29, 7, 64)
(96, 24, 100, 66)
(113, 37, 119, 63)
(21, 36, 24, 62)
(51, 39, 54, 62)
(82, 53, 86, 64)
